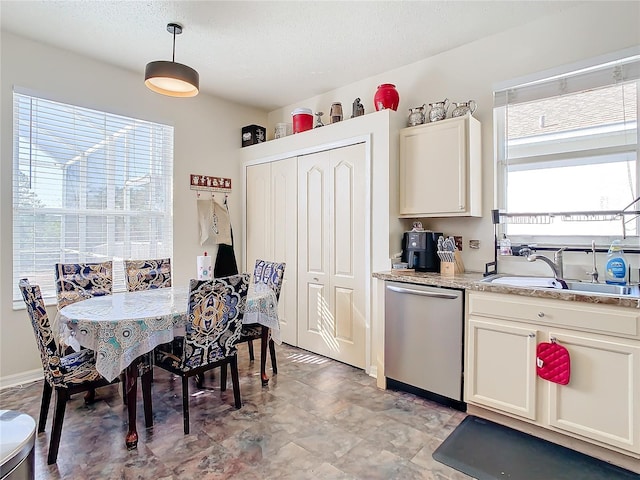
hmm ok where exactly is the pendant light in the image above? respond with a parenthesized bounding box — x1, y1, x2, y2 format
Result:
(145, 23, 199, 97)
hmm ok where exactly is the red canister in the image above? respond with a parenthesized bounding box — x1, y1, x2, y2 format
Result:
(292, 108, 314, 133)
(374, 84, 400, 111)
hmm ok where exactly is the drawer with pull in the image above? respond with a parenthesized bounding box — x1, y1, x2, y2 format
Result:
(468, 291, 639, 339)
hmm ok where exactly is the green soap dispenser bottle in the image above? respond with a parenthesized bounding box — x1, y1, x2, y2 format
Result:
(605, 240, 627, 285)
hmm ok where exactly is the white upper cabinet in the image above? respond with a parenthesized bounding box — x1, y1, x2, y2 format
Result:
(399, 115, 481, 217)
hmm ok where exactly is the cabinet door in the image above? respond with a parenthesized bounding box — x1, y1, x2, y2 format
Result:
(547, 330, 640, 454)
(298, 143, 366, 368)
(399, 117, 467, 216)
(270, 158, 298, 345)
(466, 318, 538, 420)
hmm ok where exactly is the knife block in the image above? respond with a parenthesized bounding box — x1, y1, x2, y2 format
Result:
(441, 251, 465, 277)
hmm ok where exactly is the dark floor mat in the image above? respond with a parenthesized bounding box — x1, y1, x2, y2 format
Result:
(433, 415, 639, 480)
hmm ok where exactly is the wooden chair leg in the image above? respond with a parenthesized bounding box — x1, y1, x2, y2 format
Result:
(121, 372, 127, 404)
(269, 338, 277, 375)
(141, 370, 153, 428)
(260, 326, 269, 386)
(39, 382, 52, 433)
(220, 364, 227, 391)
(48, 389, 69, 465)
(230, 356, 241, 409)
(181, 376, 190, 435)
(247, 340, 255, 361)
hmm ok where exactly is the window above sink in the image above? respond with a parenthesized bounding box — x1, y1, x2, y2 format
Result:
(494, 50, 639, 248)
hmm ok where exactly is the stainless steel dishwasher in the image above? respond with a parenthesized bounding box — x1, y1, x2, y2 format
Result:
(384, 281, 465, 410)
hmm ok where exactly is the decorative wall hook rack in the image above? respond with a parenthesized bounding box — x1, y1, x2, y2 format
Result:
(190, 174, 232, 194)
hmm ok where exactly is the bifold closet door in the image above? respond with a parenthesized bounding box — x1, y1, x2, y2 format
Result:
(297, 143, 366, 369)
(246, 158, 298, 345)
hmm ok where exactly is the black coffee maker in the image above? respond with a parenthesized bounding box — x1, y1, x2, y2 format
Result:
(401, 231, 441, 272)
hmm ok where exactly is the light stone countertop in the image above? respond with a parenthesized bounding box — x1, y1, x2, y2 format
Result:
(372, 270, 640, 310)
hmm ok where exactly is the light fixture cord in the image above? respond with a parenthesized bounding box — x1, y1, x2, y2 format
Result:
(172, 28, 176, 62)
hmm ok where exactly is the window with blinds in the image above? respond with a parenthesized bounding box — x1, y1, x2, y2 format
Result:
(12, 92, 174, 306)
(494, 52, 639, 245)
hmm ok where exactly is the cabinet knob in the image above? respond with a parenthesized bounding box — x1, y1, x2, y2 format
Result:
(528, 333, 536, 338)
(313, 277, 319, 282)
(537, 312, 545, 318)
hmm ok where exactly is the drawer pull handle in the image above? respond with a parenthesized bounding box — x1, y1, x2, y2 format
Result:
(528, 333, 536, 338)
(538, 312, 545, 318)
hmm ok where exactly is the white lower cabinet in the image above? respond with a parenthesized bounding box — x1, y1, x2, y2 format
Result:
(466, 291, 640, 456)
(546, 329, 640, 452)
(467, 318, 538, 420)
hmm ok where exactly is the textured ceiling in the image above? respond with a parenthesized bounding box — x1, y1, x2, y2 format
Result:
(1, 1, 584, 111)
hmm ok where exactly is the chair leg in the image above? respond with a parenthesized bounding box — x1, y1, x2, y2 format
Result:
(48, 389, 69, 465)
(121, 372, 127, 404)
(247, 340, 255, 361)
(141, 370, 153, 428)
(181, 376, 190, 435)
(229, 356, 241, 409)
(269, 338, 277, 375)
(83, 388, 96, 404)
(195, 373, 204, 388)
(39, 382, 52, 433)
(220, 364, 227, 391)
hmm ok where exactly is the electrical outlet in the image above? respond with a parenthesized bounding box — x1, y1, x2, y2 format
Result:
(454, 236, 463, 251)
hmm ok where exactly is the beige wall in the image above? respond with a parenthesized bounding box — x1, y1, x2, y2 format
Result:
(0, 32, 267, 385)
(268, 2, 640, 275)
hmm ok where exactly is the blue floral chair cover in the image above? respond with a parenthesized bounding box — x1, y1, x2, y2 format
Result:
(237, 260, 286, 379)
(124, 258, 172, 292)
(54, 261, 113, 309)
(19, 279, 153, 464)
(154, 273, 250, 434)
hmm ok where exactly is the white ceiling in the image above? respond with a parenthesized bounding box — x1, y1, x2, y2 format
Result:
(1, 1, 584, 111)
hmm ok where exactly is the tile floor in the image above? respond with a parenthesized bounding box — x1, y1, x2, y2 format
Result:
(0, 343, 470, 479)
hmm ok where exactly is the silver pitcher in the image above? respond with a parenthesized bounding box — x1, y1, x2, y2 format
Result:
(427, 98, 449, 122)
(408, 104, 426, 127)
(451, 100, 477, 118)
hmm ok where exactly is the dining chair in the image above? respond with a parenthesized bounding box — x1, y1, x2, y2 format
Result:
(237, 259, 286, 385)
(54, 261, 113, 310)
(124, 258, 172, 292)
(54, 260, 114, 401)
(154, 273, 250, 434)
(18, 278, 153, 465)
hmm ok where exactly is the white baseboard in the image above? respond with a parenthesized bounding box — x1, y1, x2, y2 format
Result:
(0, 369, 43, 390)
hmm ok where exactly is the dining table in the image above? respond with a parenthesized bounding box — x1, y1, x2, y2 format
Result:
(55, 282, 280, 450)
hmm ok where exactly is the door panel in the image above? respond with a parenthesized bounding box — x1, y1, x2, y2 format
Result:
(270, 158, 298, 345)
(298, 143, 366, 368)
(245, 163, 271, 272)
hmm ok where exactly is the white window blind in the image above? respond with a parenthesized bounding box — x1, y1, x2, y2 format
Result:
(12, 92, 174, 307)
(494, 53, 639, 244)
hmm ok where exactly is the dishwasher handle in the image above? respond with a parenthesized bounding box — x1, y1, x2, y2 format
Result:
(386, 285, 459, 300)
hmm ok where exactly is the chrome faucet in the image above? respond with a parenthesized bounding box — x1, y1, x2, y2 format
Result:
(527, 247, 567, 283)
(587, 240, 599, 283)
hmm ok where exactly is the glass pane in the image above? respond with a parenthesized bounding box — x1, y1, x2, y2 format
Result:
(506, 152, 637, 236)
(506, 83, 637, 159)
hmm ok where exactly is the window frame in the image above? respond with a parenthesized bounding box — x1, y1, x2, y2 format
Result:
(494, 52, 640, 249)
(12, 91, 174, 308)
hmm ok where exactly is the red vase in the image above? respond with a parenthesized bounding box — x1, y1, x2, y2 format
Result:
(374, 84, 400, 111)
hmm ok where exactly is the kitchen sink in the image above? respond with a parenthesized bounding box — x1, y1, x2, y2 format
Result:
(481, 275, 639, 297)
(563, 281, 636, 296)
